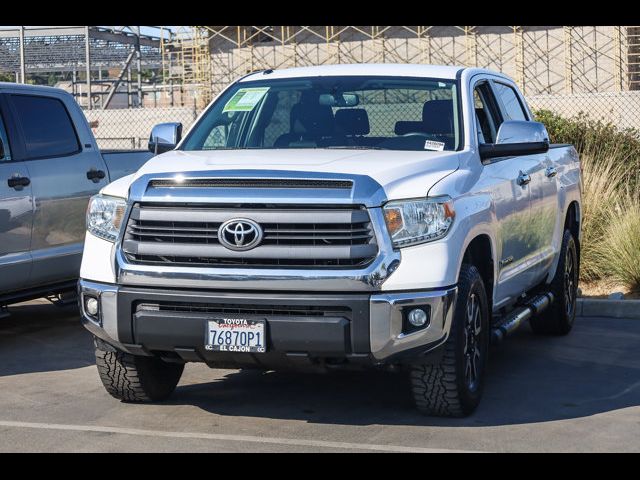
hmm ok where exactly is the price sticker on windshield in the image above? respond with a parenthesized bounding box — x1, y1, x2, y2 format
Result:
(223, 87, 270, 112)
(424, 140, 446, 151)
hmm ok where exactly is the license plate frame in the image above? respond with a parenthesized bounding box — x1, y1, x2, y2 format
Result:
(205, 318, 267, 353)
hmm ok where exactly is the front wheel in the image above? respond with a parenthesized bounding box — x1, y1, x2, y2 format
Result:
(95, 340, 184, 402)
(410, 264, 490, 417)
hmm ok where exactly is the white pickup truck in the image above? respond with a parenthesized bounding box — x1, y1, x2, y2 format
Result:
(79, 64, 581, 417)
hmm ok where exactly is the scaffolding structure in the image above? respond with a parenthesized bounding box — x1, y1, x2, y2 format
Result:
(161, 26, 213, 109)
(0, 26, 166, 109)
(160, 26, 640, 102)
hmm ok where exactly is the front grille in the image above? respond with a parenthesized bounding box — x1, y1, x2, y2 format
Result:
(136, 301, 351, 317)
(122, 203, 379, 268)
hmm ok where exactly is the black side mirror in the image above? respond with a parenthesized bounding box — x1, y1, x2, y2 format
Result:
(479, 120, 550, 161)
(479, 140, 549, 160)
(0, 138, 4, 160)
(148, 122, 183, 155)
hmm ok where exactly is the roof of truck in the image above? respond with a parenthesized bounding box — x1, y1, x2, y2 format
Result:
(239, 63, 467, 82)
(0, 82, 69, 94)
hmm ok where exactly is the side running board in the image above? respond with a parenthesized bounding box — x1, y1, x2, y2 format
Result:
(491, 292, 554, 343)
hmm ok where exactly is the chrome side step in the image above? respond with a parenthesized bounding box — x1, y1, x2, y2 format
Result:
(491, 292, 554, 343)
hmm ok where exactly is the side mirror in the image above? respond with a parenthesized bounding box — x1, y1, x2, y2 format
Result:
(0, 138, 4, 160)
(479, 120, 549, 161)
(148, 122, 183, 155)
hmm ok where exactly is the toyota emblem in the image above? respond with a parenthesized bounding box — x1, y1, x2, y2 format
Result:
(218, 218, 263, 251)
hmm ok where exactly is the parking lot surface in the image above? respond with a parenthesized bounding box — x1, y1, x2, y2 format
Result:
(0, 298, 639, 452)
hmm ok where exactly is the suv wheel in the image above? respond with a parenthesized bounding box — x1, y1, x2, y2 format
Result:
(410, 264, 490, 417)
(530, 229, 578, 335)
(95, 340, 184, 402)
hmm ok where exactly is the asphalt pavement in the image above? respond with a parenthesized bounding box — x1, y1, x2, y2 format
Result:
(0, 298, 638, 452)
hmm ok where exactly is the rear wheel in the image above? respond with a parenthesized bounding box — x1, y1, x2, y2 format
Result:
(530, 229, 578, 335)
(95, 340, 184, 402)
(410, 264, 490, 417)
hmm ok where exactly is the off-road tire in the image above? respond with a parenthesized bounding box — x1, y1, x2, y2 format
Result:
(410, 264, 490, 417)
(95, 343, 184, 402)
(530, 229, 578, 336)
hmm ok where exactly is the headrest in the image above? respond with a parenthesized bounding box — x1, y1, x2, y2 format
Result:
(290, 102, 334, 137)
(394, 121, 425, 136)
(422, 100, 455, 135)
(335, 108, 370, 136)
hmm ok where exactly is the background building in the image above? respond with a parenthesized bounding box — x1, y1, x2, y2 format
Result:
(2, 26, 639, 148)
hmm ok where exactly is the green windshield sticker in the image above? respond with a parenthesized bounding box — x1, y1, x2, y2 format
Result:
(223, 87, 270, 112)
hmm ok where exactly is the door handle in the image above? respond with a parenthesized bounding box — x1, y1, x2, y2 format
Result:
(516, 171, 531, 186)
(86, 169, 106, 183)
(545, 166, 558, 178)
(7, 175, 30, 189)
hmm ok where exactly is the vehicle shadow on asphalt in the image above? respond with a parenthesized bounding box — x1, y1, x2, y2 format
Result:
(2, 303, 638, 427)
(167, 317, 640, 427)
(0, 301, 95, 377)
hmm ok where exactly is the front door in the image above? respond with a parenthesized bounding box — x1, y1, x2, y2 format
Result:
(473, 80, 539, 308)
(491, 81, 559, 286)
(0, 106, 33, 293)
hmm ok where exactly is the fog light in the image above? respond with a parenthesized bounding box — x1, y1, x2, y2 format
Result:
(407, 308, 428, 327)
(85, 296, 99, 317)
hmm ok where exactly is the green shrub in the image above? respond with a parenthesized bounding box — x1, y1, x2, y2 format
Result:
(533, 109, 640, 291)
(533, 109, 640, 173)
(579, 150, 636, 283)
(590, 197, 640, 290)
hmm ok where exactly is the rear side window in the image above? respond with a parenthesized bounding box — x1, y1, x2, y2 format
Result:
(493, 83, 528, 121)
(10, 95, 80, 159)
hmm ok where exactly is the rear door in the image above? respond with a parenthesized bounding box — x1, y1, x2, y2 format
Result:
(0, 97, 33, 293)
(492, 80, 559, 285)
(5, 90, 109, 287)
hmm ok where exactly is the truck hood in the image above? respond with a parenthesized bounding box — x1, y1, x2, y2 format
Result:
(103, 149, 459, 203)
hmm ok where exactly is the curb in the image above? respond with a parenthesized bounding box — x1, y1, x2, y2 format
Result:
(577, 298, 640, 319)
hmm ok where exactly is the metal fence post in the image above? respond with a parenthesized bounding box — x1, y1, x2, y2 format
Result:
(85, 26, 92, 110)
(19, 26, 26, 84)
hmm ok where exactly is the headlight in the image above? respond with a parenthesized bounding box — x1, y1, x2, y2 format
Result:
(383, 197, 455, 248)
(86, 194, 127, 242)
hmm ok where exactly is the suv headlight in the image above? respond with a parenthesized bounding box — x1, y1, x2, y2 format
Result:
(383, 196, 455, 248)
(86, 194, 127, 242)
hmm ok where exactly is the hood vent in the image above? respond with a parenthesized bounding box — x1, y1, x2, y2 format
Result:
(148, 178, 353, 189)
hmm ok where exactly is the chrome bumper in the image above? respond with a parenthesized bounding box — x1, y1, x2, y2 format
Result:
(79, 279, 456, 363)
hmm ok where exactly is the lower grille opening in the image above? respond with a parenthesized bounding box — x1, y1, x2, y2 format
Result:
(136, 301, 352, 317)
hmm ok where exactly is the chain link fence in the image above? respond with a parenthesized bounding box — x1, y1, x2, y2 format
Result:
(527, 91, 640, 132)
(83, 106, 200, 150)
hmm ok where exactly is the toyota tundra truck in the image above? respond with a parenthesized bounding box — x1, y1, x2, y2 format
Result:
(79, 64, 581, 417)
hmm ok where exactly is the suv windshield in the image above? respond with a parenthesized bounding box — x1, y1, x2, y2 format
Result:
(181, 75, 460, 152)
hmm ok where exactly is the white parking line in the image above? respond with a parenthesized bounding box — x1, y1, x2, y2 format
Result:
(0, 420, 481, 453)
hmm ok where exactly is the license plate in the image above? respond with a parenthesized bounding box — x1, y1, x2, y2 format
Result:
(205, 319, 266, 353)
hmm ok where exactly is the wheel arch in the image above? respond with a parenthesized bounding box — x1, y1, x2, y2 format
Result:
(461, 233, 495, 312)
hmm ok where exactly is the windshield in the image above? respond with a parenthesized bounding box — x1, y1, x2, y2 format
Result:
(181, 75, 461, 152)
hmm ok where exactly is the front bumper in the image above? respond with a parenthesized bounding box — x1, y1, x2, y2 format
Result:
(79, 279, 456, 367)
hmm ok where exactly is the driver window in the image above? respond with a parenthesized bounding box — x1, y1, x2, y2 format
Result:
(0, 114, 11, 161)
(473, 84, 498, 144)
